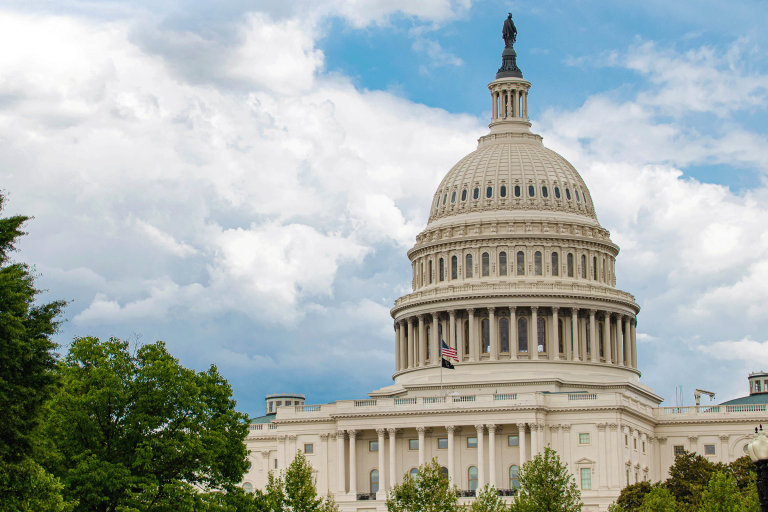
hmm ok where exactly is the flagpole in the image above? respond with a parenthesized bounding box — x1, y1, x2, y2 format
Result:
(440, 338, 443, 396)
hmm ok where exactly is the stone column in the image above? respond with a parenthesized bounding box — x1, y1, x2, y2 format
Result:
(608, 424, 618, 488)
(530, 423, 539, 457)
(418, 315, 426, 367)
(523, 91, 528, 118)
(562, 425, 572, 473)
(319, 434, 329, 494)
(492, 90, 497, 119)
(689, 436, 698, 454)
(289, 435, 297, 461)
(376, 429, 386, 495)
(278, 435, 286, 471)
(417, 427, 427, 466)
(394, 323, 401, 372)
(337, 431, 346, 493)
(510, 306, 518, 359)
(387, 428, 397, 489)
(449, 310, 457, 353)
(603, 313, 612, 363)
(407, 319, 415, 369)
(616, 315, 624, 366)
(488, 425, 497, 488)
(549, 424, 560, 453)
(429, 313, 440, 366)
(531, 307, 539, 359)
(589, 310, 597, 362)
(348, 430, 357, 494)
(476, 425, 485, 489)
(657, 437, 667, 482)
(571, 309, 580, 360)
(457, 313, 465, 360)
(553, 307, 560, 360)
(468, 308, 477, 362)
(623, 316, 631, 367)
(447, 426, 456, 485)
(598, 424, 607, 489)
(720, 435, 730, 464)
(631, 318, 638, 369)
(517, 423, 527, 465)
(399, 320, 407, 370)
(489, 307, 498, 360)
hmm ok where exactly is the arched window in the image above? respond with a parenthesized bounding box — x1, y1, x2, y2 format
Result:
(441, 467, 449, 481)
(542, 186, 549, 198)
(602, 258, 606, 282)
(451, 255, 458, 280)
(500, 318, 509, 352)
(552, 252, 559, 276)
(243, 483, 254, 493)
(410, 468, 419, 479)
(566, 188, 572, 200)
(518, 317, 528, 353)
(426, 326, 431, 360)
(500, 185, 507, 197)
(451, 191, 456, 203)
(576, 190, 581, 202)
(468, 466, 478, 491)
(514, 185, 521, 197)
(461, 189, 467, 201)
(482, 318, 490, 353)
(599, 323, 604, 357)
(443, 194, 447, 205)
(534, 251, 542, 276)
(439, 258, 445, 282)
(473, 188, 479, 200)
(517, 251, 525, 275)
(558, 319, 564, 354)
(466, 254, 473, 277)
(499, 252, 507, 276)
(464, 321, 470, 357)
(593, 256, 597, 281)
(510, 466, 520, 489)
(370, 470, 379, 493)
(567, 253, 574, 277)
(429, 260, 433, 284)
(482, 253, 490, 276)
(486, 186, 493, 198)
(537, 317, 546, 353)
(581, 255, 587, 279)
(555, 187, 561, 199)
(528, 185, 535, 197)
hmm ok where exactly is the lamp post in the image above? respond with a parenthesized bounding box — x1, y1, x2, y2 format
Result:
(747, 426, 768, 512)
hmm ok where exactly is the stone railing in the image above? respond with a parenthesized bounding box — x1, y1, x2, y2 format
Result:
(356, 493, 376, 501)
(568, 393, 598, 401)
(354, 400, 377, 407)
(494, 394, 517, 401)
(654, 404, 767, 418)
(296, 405, 321, 412)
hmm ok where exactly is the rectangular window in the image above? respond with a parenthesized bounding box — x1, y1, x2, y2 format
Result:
(625, 434, 628, 446)
(304, 443, 313, 454)
(758, 380, 762, 392)
(438, 438, 448, 449)
(674, 445, 685, 457)
(467, 437, 478, 448)
(517, 251, 525, 275)
(508, 435, 519, 446)
(643, 441, 646, 453)
(499, 252, 507, 276)
(705, 445, 716, 455)
(369, 440, 378, 452)
(634, 438, 637, 450)
(580, 468, 591, 490)
(579, 433, 590, 444)
(276, 401, 282, 406)
(285, 401, 291, 406)
(275, 459, 278, 469)
(409, 439, 418, 450)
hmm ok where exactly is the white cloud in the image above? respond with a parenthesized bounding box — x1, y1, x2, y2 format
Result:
(697, 338, 768, 367)
(134, 219, 197, 257)
(412, 38, 463, 68)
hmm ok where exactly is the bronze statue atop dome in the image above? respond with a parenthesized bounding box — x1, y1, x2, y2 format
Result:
(503, 13, 517, 48)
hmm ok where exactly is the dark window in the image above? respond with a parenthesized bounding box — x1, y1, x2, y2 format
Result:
(528, 185, 535, 197)
(473, 188, 479, 200)
(499, 252, 507, 276)
(464, 321, 470, 356)
(482, 253, 490, 276)
(555, 187, 561, 199)
(567, 253, 574, 277)
(466, 254, 473, 277)
(552, 252, 559, 276)
(451, 191, 456, 203)
(576, 190, 581, 202)
(705, 445, 716, 455)
(438, 438, 448, 449)
(443, 194, 447, 205)
(558, 319, 564, 353)
(508, 435, 519, 446)
(500, 185, 507, 197)
(510, 466, 520, 489)
(370, 470, 379, 493)
(468, 466, 478, 491)
(439, 258, 444, 282)
(482, 318, 490, 353)
(304, 443, 313, 454)
(581, 255, 587, 279)
(500, 318, 509, 352)
(467, 437, 478, 448)
(599, 324, 604, 357)
(542, 186, 549, 198)
(534, 251, 542, 276)
(514, 185, 521, 197)
(518, 317, 528, 352)
(674, 446, 686, 457)
(429, 260, 433, 284)
(566, 188, 572, 200)
(593, 256, 598, 280)
(486, 186, 493, 198)
(451, 255, 457, 280)
(442, 467, 449, 480)
(517, 251, 525, 275)
(537, 317, 546, 352)
(461, 189, 467, 201)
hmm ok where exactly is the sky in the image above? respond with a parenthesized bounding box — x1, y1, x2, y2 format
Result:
(4, 0, 768, 417)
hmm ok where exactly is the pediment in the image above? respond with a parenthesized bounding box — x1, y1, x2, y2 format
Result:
(574, 457, 595, 464)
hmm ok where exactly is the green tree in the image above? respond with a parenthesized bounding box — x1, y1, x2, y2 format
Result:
(608, 504, 627, 512)
(39, 336, 250, 512)
(284, 450, 338, 512)
(386, 458, 459, 512)
(698, 472, 744, 512)
(616, 481, 654, 512)
(726, 456, 756, 494)
(467, 484, 509, 512)
(639, 487, 677, 512)
(511, 447, 581, 512)
(665, 450, 723, 510)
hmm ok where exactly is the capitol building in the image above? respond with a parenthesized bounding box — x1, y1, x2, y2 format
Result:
(241, 33, 767, 512)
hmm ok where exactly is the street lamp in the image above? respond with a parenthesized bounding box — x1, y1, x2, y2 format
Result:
(747, 425, 768, 512)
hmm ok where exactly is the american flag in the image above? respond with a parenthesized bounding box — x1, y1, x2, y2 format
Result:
(441, 340, 459, 362)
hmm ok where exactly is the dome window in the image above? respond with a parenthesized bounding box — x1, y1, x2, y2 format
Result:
(555, 187, 561, 199)
(542, 186, 549, 198)
(443, 194, 447, 205)
(566, 188, 572, 200)
(461, 189, 467, 201)
(528, 185, 535, 197)
(500, 185, 507, 197)
(486, 186, 493, 198)
(473, 188, 479, 200)
(514, 185, 521, 197)
(575, 190, 581, 202)
(451, 191, 456, 203)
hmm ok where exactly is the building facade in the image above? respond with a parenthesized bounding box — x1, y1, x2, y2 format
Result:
(242, 37, 767, 512)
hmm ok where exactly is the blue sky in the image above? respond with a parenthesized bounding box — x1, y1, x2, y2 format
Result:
(4, 0, 768, 417)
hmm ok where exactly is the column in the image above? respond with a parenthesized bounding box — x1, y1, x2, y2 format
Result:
(720, 435, 730, 464)
(511, 89, 517, 117)
(517, 423, 527, 465)
(376, 429, 386, 495)
(523, 91, 528, 118)
(447, 426, 456, 485)
(320, 433, 329, 494)
(278, 435, 286, 470)
(609, 424, 618, 488)
(531, 307, 539, 359)
(491, 90, 497, 120)
(623, 316, 631, 367)
(468, 308, 476, 362)
(689, 436, 698, 454)
(562, 425, 572, 473)
(510, 307, 518, 359)
(488, 425, 497, 488)
(631, 318, 638, 369)
(571, 309, 580, 360)
(399, 320, 407, 370)
(598, 424, 607, 489)
(448, 310, 457, 353)
(617, 425, 626, 488)
(289, 435, 297, 461)
(429, 313, 440, 366)
(457, 313, 465, 360)
(348, 430, 357, 494)
(553, 307, 560, 360)
(589, 310, 597, 362)
(603, 313, 612, 363)
(549, 424, 560, 453)
(489, 307, 498, 361)
(616, 315, 624, 366)
(417, 427, 426, 466)
(417, 315, 426, 367)
(530, 424, 539, 457)
(388, 428, 397, 489)
(407, 319, 415, 369)
(337, 431, 346, 493)
(394, 323, 401, 372)
(476, 425, 485, 489)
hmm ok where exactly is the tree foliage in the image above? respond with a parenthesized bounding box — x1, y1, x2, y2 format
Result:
(616, 481, 654, 512)
(38, 336, 251, 512)
(666, 451, 724, 510)
(386, 458, 459, 512)
(511, 447, 581, 512)
(467, 484, 509, 512)
(698, 472, 745, 512)
(639, 487, 676, 512)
